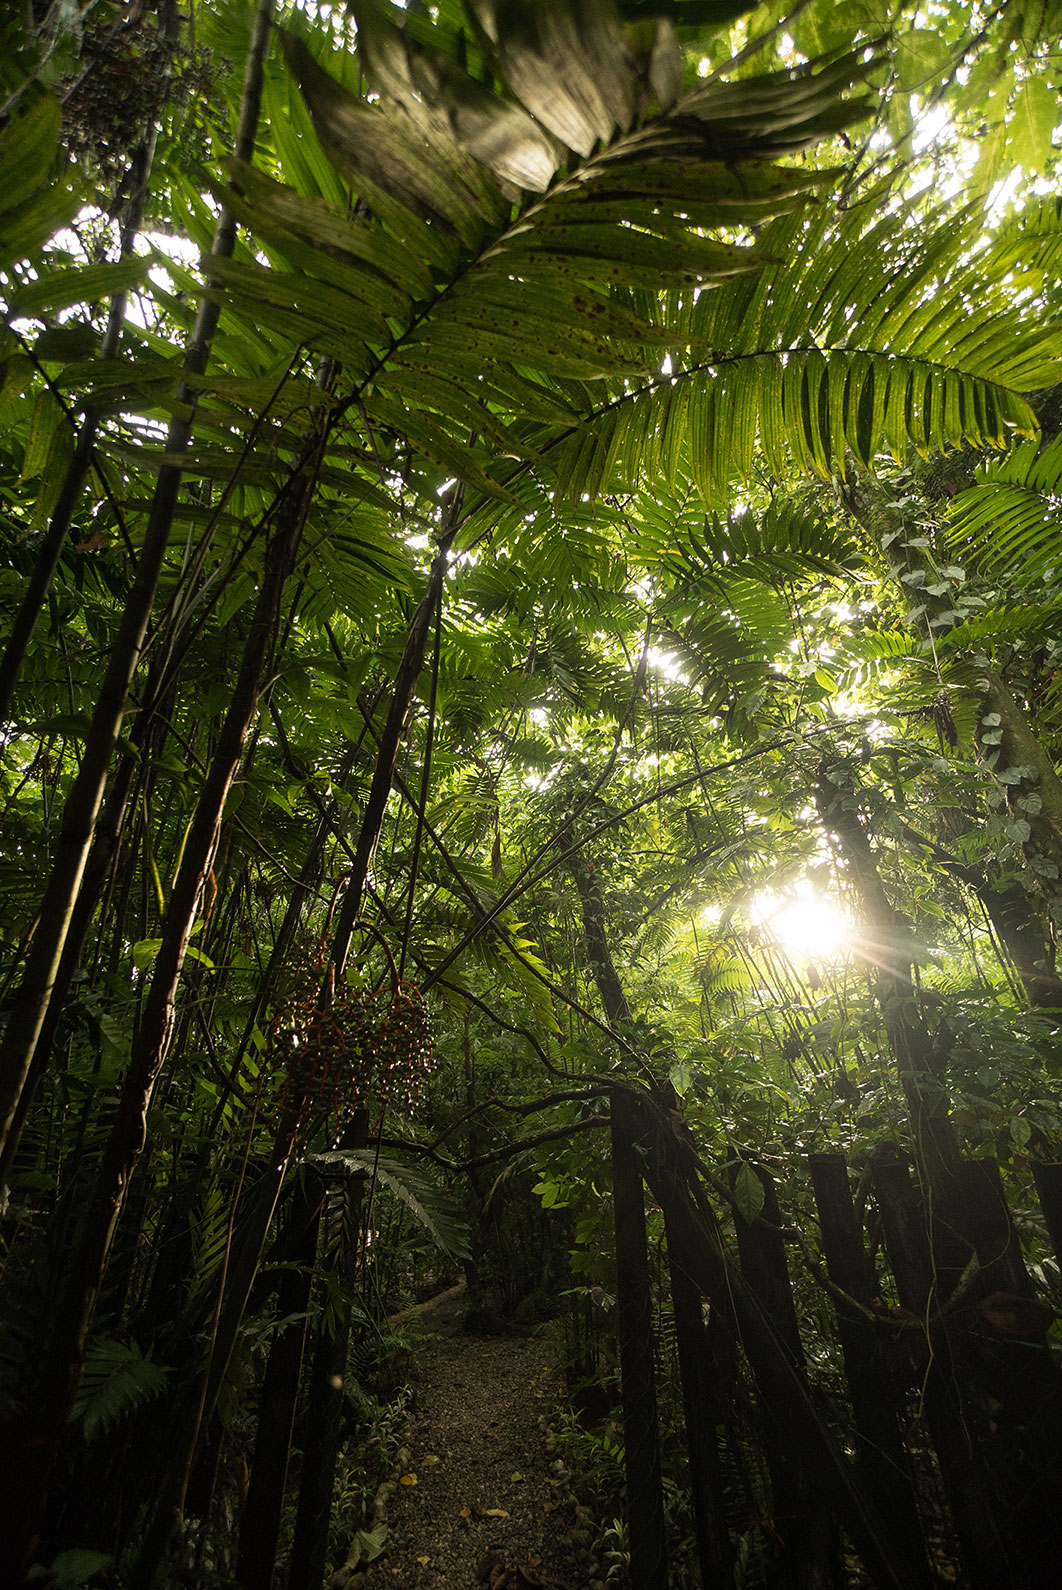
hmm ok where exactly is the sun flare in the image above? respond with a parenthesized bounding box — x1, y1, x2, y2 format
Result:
(751, 887, 852, 961)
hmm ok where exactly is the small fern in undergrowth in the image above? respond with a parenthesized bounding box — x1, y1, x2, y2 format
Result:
(70, 1338, 170, 1441)
(328, 1382, 412, 1574)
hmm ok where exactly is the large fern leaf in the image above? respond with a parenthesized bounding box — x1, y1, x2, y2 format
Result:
(310, 1148, 471, 1260)
(945, 436, 1062, 584)
(204, 5, 874, 504)
(70, 1338, 170, 1442)
(987, 195, 1062, 286)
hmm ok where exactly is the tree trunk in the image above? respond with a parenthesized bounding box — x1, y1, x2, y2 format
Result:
(0, 0, 276, 1176)
(815, 759, 965, 1226)
(729, 1158, 843, 1589)
(642, 1107, 919, 1590)
(0, 408, 312, 1589)
(565, 842, 668, 1590)
(288, 1114, 369, 1590)
(666, 1219, 734, 1589)
(328, 538, 451, 975)
(236, 1174, 324, 1589)
(808, 1153, 930, 1584)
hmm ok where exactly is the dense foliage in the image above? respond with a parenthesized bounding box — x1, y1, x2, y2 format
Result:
(2, 1, 1062, 1586)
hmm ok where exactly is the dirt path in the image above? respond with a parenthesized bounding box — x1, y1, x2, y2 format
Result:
(359, 1288, 588, 1589)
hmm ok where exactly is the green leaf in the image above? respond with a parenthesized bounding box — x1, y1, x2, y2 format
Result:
(131, 938, 163, 970)
(0, 179, 81, 270)
(1007, 75, 1058, 175)
(669, 1059, 693, 1096)
(27, 1551, 113, 1588)
(732, 1161, 766, 1225)
(71, 1339, 170, 1441)
(311, 1149, 471, 1259)
(10, 259, 149, 320)
(33, 323, 99, 362)
(0, 95, 62, 217)
(894, 29, 951, 93)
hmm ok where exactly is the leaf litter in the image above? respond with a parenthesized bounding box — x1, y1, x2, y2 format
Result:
(357, 1321, 583, 1588)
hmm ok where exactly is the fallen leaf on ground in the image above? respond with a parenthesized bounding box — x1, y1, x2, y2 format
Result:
(400, 1473, 418, 1486)
(483, 1507, 509, 1518)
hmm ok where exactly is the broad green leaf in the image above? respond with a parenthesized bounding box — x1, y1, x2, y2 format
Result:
(732, 1161, 766, 1225)
(10, 259, 150, 320)
(0, 95, 62, 216)
(1007, 75, 1058, 174)
(33, 322, 99, 362)
(894, 29, 951, 93)
(312, 1148, 471, 1259)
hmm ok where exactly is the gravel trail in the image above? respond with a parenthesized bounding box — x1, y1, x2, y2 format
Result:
(360, 1292, 585, 1588)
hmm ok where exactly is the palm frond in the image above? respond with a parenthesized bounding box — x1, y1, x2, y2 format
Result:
(70, 1338, 170, 1442)
(655, 489, 862, 592)
(549, 200, 1062, 504)
(209, 5, 875, 502)
(0, 94, 77, 270)
(311, 1148, 471, 1260)
(987, 195, 1062, 285)
(945, 436, 1062, 584)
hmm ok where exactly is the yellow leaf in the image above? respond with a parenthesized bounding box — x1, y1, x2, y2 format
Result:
(483, 1508, 510, 1518)
(400, 1473, 418, 1486)
(416, 1557, 430, 1566)
(528, 1555, 542, 1568)
(459, 1506, 471, 1519)
(510, 1471, 523, 1482)
(422, 1454, 440, 1466)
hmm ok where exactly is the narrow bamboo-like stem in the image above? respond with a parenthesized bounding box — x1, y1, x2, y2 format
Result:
(287, 1113, 368, 1590)
(565, 842, 669, 1590)
(0, 113, 160, 726)
(0, 402, 312, 1588)
(328, 533, 454, 976)
(0, 0, 276, 1176)
(641, 1112, 917, 1590)
(399, 588, 442, 978)
(235, 1175, 324, 1589)
(814, 759, 964, 1209)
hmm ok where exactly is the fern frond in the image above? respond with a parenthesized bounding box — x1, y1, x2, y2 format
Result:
(71, 1339, 170, 1442)
(945, 436, 1062, 584)
(987, 195, 1062, 284)
(311, 1149, 471, 1260)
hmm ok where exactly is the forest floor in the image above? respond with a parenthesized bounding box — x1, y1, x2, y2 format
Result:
(354, 1284, 593, 1589)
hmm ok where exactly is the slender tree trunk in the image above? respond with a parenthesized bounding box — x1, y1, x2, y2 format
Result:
(0, 0, 276, 1174)
(808, 1152, 930, 1584)
(565, 843, 669, 1590)
(328, 534, 452, 974)
(0, 108, 163, 725)
(815, 758, 964, 1219)
(666, 1215, 735, 1589)
(641, 1107, 917, 1590)
(288, 1114, 369, 1590)
(729, 1158, 843, 1589)
(236, 1176, 324, 1589)
(0, 409, 311, 1589)
(841, 470, 1062, 1008)
(0, 751, 138, 1187)
(897, 820, 1062, 1008)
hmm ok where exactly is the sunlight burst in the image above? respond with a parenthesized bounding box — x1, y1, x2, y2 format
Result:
(751, 886, 852, 961)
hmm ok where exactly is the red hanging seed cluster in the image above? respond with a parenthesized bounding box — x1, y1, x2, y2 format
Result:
(374, 985, 435, 1108)
(272, 976, 434, 1127)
